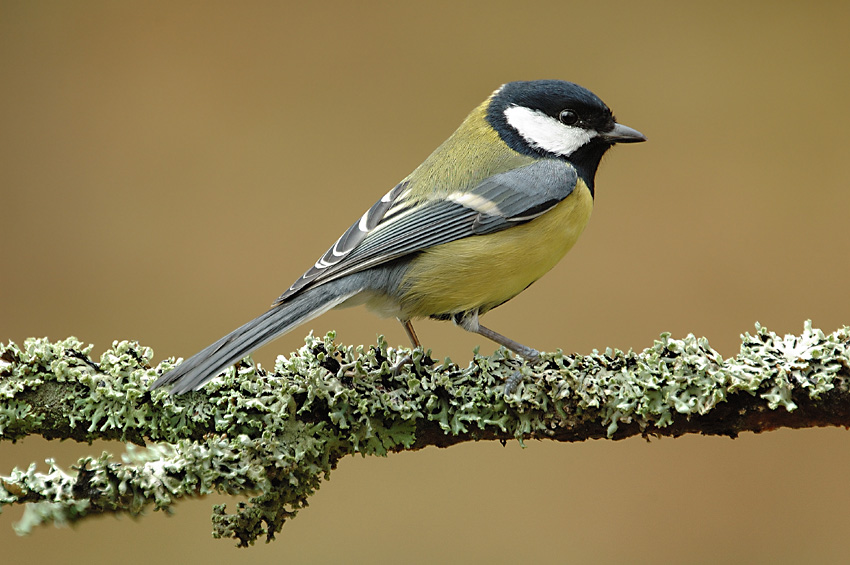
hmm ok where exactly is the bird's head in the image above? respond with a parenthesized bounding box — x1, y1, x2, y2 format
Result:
(486, 80, 646, 188)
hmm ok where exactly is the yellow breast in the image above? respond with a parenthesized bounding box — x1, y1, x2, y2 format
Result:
(395, 180, 594, 319)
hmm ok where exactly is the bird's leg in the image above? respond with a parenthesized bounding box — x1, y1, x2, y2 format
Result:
(454, 310, 540, 362)
(401, 319, 421, 348)
(391, 318, 419, 374)
(455, 310, 539, 394)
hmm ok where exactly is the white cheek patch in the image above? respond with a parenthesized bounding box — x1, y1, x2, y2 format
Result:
(504, 105, 595, 157)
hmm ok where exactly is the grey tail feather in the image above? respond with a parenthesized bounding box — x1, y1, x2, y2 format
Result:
(150, 283, 362, 395)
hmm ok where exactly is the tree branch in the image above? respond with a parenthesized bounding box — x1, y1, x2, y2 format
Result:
(1, 322, 848, 546)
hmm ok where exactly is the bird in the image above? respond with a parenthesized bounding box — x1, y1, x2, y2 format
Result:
(151, 80, 646, 394)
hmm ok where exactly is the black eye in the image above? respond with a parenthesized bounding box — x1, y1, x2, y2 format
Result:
(559, 109, 579, 125)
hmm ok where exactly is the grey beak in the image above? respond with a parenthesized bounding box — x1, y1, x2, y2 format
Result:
(602, 122, 647, 143)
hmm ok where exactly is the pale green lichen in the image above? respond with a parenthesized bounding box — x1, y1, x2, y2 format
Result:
(9, 459, 92, 533)
(1, 322, 848, 545)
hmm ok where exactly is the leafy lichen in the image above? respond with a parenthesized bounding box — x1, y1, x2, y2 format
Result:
(1, 322, 848, 545)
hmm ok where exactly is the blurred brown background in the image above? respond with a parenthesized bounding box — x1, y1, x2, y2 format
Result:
(2, 1, 849, 563)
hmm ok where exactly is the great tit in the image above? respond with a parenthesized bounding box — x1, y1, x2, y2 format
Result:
(152, 80, 645, 394)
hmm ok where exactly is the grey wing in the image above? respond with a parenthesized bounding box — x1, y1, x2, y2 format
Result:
(275, 180, 414, 303)
(275, 159, 578, 304)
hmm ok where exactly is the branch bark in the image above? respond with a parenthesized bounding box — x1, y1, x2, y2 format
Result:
(1, 322, 848, 546)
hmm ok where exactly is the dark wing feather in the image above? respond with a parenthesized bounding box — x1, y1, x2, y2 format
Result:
(276, 180, 413, 303)
(276, 159, 578, 303)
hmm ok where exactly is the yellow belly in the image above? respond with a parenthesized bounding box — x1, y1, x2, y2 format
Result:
(394, 181, 594, 318)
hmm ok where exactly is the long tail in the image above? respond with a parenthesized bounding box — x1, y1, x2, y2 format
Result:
(150, 282, 362, 395)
